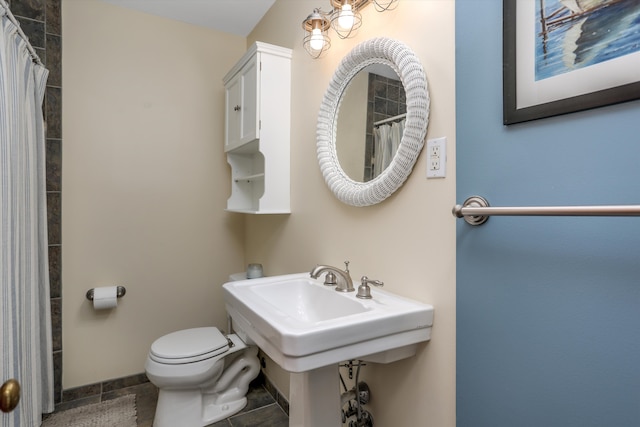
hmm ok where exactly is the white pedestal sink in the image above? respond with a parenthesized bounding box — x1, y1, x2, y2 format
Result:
(223, 273, 434, 427)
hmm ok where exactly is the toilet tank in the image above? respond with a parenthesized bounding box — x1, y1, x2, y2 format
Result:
(226, 273, 247, 334)
(229, 272, 247, 282)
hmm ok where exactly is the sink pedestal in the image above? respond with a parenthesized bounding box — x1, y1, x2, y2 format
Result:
(289, 365, 341, 427)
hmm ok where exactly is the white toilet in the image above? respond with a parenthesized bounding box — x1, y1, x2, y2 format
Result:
(145, 325, 260, 426)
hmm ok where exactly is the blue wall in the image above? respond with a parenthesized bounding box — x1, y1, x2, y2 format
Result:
(456, 1, 640, 426)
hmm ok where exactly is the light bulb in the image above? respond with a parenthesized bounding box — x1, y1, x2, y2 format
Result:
(337, 4, 354, 30)
(309, 28, 325, 51)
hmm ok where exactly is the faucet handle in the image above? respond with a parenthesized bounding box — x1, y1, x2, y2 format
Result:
(356, 276, 384, 299)
(344, 261, 350, 273)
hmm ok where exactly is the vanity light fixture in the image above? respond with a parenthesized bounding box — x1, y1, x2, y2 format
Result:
(302, 0, 399, 58)
(302, 9, 332, 58)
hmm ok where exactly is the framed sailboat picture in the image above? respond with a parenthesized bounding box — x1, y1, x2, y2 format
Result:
(503, 0, 640, 124)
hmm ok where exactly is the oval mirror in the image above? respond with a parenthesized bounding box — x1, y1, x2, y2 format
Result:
(317, 37, 429, 206)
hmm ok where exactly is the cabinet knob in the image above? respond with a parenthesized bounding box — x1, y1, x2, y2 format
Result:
(233, 105, 241, 112)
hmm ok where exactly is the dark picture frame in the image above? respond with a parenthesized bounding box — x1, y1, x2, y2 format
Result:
(503, 0, 640, 125)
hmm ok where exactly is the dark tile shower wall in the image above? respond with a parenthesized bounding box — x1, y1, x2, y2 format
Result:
(11, 0, 63, 405)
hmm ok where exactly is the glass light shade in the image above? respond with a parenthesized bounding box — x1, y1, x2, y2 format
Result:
(309, 28, 325, 51)
(337, 4, 355, 30)
(330, 1, 362, 39)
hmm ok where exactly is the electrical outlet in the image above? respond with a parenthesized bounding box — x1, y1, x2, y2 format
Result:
(430, 143, 441, 158)
(429, 156, 440, 171)
(426, 137, 446, 178)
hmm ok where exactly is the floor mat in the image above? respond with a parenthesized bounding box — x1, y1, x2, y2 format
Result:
(42, 394, 137, 427)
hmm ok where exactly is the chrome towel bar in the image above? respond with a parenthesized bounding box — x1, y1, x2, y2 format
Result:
(453, 196, 640, 226)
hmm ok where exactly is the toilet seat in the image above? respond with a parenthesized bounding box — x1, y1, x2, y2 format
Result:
(149, 327, 229, 365)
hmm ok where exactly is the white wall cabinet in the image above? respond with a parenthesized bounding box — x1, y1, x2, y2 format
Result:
(223, 42, 292, 214)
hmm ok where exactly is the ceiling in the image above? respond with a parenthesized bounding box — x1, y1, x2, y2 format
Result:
(99, 0, 277, 37)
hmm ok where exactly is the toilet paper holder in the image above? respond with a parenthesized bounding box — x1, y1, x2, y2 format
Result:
(86, 286, 127, 301)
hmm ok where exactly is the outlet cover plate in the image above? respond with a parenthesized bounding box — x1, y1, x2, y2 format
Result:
(426, 137, 446, 179)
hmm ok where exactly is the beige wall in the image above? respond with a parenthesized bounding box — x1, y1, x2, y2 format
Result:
(247, 1, 456, 426)
(61, 0, 246, 388)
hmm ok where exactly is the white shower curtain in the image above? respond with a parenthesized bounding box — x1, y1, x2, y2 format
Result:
(372, 119, 405, 178)
(0, 2, 54, 426)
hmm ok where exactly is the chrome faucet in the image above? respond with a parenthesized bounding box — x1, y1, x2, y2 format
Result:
(309, 261, 354, 292)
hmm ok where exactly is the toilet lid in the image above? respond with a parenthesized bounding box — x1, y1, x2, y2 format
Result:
(150, 327, 229, 364)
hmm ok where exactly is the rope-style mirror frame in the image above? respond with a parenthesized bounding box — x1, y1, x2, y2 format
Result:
(317, 37, 430, 206)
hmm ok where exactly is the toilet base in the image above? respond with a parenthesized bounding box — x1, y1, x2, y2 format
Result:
(150, 341, 260, 427)
(203, 396, 248, 425)
(153, 389, 248, 427)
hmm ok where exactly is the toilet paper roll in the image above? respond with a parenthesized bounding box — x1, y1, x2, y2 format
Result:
(92, 286, 118, 310)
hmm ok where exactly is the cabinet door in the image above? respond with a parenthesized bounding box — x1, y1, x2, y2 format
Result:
(225, 75, 242, 149)
(239, 56, 259, 145)
(225, 56, 260, 151)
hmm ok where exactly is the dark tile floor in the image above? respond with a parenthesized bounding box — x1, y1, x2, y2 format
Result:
(133, 380, 288, 427)
(48, 377, 289, 427)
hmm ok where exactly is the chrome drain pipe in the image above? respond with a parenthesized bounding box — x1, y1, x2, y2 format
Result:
(340, 360, 374, 427)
